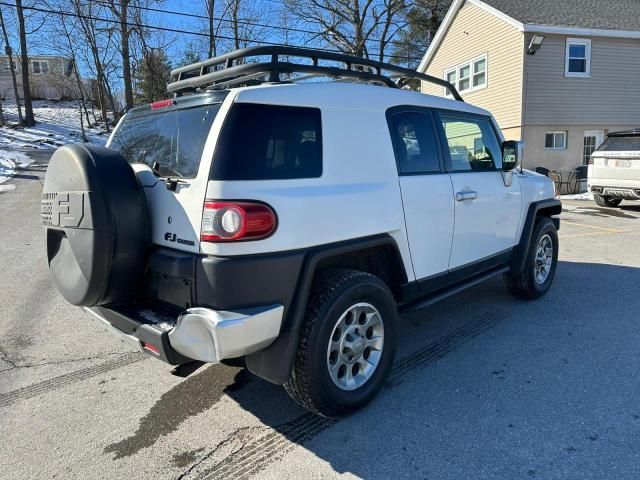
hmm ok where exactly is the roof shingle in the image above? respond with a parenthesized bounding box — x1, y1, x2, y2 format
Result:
(481, 0, 640, 31)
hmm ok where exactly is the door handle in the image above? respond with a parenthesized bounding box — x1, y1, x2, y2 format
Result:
(456, 190, 478, 201)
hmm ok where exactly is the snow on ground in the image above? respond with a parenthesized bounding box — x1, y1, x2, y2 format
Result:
(0, 150, 33, 188)
(0, 100, 109, 150)
(558, 192, 594, 200)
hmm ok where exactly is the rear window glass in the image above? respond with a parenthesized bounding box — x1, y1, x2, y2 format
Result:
(598, 135, 640, 152)
(212, 103, 322, 180)
(110, 105, 219, 179)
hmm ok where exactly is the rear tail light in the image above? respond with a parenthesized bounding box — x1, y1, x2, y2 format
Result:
(201, 201, 277, 242)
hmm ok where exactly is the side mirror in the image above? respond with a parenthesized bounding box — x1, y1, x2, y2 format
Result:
(502, 140, 523, 171)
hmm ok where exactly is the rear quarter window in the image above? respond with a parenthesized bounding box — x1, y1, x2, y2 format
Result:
(211, 103, 322, 180)
(110, 105, 219, 179)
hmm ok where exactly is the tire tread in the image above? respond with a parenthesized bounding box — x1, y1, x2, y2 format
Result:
(504, 217, 557, 300)
(284, 269, 392, 417)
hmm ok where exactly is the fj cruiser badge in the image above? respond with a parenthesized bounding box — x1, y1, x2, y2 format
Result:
(164, 232, 195, 246)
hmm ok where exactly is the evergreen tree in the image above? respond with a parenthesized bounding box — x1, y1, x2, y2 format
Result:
(179, 43, 202, 67)
(394, 0, 452, 69)
(135, 49, 171, 104)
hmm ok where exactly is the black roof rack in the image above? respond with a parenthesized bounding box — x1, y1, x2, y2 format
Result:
(168, 45, 464, 102)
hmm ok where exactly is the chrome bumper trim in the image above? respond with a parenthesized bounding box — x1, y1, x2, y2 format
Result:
(168, 304, 284, 363)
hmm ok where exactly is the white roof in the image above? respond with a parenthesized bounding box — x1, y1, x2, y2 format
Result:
(232, 81, 491, 117)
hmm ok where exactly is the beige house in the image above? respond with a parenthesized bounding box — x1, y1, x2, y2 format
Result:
(0, 54, 79, 101)
(418, 0, 640, 171)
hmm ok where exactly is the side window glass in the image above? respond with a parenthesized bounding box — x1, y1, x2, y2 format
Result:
(212, 104, 322, 180)
(390, 112, 440, 174)
(437, 114, 502, 171)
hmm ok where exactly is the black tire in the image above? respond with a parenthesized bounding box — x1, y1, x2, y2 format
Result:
(594, 195, 622, 208)
(42, 144, 149, 306)
(504, 217, 558, 300)
(284, 269, 398, 418)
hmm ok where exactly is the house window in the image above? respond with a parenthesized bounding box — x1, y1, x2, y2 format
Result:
(32, 60, 49, 74)
(473, 58, 486, 87)
(444, 68, 457, 96)
(565, 38, 591, 77)
(444, 55, 487, 96)
(545, 131, 567, 150)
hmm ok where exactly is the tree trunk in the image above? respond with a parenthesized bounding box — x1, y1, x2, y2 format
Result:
(119, 0, 134, 110)
(207, 0, 216, 57)
(103, 78, 118, 124)
(78, 101, 87, 142)
(0, 97, 5, 127)
(71, 65, 90, 132)
(15, 0, 34, 126)
(231, 0, 240, 50)
(96, 82, 107, 129)
(0, 7, 22, 124)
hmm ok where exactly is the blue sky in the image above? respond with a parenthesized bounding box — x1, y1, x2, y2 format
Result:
(139, 0, 306, 65)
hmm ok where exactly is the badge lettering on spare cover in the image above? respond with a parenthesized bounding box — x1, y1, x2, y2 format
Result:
(41, 192, 89, 228)
(164, 232, 195, 246)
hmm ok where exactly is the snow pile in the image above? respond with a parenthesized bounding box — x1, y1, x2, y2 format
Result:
(559, 192, 593, 200)
(0, 100, 109, 150)
(0, 150, 33, 189)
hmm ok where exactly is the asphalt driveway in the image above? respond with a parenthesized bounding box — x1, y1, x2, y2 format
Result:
(1, 153, 639, 479)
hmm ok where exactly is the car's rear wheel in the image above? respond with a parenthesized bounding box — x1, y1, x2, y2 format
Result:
(594, 195, 622, 208)
(504, 217, 558, 300)
(284, 269, 398, 418)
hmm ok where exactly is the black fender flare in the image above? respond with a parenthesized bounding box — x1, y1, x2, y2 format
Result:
(244, 234, 407, 385)
(510, 198, 562, 275)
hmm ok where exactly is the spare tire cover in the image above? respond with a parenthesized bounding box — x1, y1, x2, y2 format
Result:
(41, 144, 149, 307)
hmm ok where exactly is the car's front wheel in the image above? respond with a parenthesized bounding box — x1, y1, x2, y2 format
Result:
(504, 217, 559, 300)
(284, 269, 398, 418)
(594, 195, 622, 208)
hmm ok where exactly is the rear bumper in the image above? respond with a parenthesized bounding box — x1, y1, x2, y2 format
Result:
(587, 182, 640, 199)
(84, 303, 284, 365)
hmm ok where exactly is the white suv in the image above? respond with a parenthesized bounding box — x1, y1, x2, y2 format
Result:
(588, 129, 640, 207)
(41, 46, 561, 418)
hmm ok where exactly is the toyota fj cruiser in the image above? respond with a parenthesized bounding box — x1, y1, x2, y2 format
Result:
(588, 129, 640, 207)
(41, 46, 561, 418)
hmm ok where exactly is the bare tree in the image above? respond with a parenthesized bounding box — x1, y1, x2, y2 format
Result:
(57, 13, 90, 140)
(69, 0, 117, 131)
(376, 0, 405, 62)
(285, 0, 407, 62)
(108, 0, 134, 111)
(229, 0, 241, 50)
(15, 0, 34, 126)
(0, 6, 22, 124)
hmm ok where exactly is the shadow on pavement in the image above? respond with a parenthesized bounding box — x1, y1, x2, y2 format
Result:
(104, 260, 640, 479)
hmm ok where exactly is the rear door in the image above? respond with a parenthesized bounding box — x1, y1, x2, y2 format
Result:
(388, 107, 454, 280)
(108, 93, 229, 253)
(434, 111, 521, 269)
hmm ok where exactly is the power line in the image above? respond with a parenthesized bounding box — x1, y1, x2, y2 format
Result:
(79, 0, 415, 52)
(0, 1, 422, 61)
